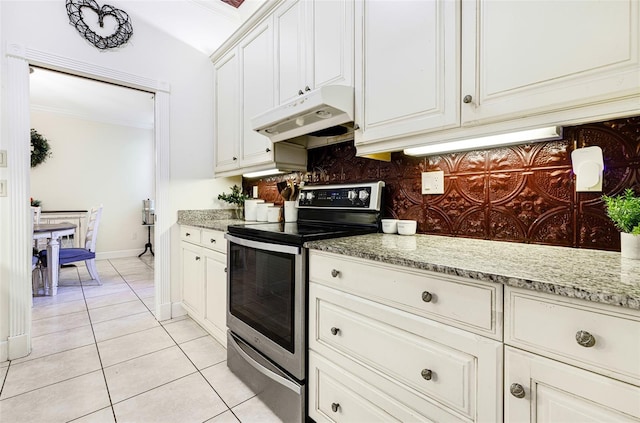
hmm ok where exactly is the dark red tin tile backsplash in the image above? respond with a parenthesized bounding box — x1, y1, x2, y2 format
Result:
(244, 116, 640, 251)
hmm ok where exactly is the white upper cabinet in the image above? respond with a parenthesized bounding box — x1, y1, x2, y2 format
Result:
(240, 17, 276, 168)
(355, 0, 640, 155)
(462, 0, 640, 125)
(213, 49, 240, 173)
(275, 0, 354, 105)
(354, 0, 460, 146)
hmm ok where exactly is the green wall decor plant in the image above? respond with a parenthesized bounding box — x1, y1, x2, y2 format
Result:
(30, 128, 51, 168)
(602, 188, 640, 235)
(218, 185, 249, 207)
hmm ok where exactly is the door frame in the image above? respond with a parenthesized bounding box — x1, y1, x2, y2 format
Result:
(5, 42, 172, 360)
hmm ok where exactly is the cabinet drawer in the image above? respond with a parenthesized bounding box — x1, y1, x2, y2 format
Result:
(315, 294, 475, 416)
(201, 229, 226, 253)
(309, 351, 462, 423)
(310, 284, 503, 421)
(180, 226, 201, 244)
(309, 251, 502, 339)
(505, 288, 640, 385)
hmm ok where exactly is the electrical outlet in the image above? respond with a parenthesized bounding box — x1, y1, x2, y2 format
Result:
(421, 171, 444, 195)
(0, 150, 7, 167)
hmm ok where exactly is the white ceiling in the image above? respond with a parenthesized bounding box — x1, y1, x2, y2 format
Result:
(30, 67, 156, 129)
(29, 0, 267, 129)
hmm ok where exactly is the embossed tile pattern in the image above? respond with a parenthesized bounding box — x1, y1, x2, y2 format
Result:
(243, 116, 640, 251)
(1, 258, 271, 422)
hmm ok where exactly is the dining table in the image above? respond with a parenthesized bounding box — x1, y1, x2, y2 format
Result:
(33, 222, 77, 296)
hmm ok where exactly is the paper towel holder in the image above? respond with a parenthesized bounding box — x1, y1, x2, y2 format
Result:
(571, 146, 604, 192)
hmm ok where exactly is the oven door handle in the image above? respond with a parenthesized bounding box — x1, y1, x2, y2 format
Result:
(228, 332, 302, 394)
(225, 233, 301, 255)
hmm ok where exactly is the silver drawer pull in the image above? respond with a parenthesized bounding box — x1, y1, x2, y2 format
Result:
(331, 269, 340, 278)
(331, 403, 340, 413)
(195, 256, 201, 261)
(510, 383, 525, 398)
(576, 330, 596, 348)
(330, 327, 340, 336)
(210, 238, 216, 243)
(185, 232, 191, 237)
(421, 291, 433, 302)
(421, 369, 432, 380)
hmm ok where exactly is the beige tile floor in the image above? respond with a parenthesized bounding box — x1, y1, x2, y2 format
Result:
(0, 257, 282, 423)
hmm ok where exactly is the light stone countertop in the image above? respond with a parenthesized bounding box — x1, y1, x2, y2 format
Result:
(177, 209, 245, 232)
(305, 233, 640, 310)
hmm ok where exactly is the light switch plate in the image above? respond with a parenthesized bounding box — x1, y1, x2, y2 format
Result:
(421, 171, 444, 195)
(0, 150, 6, 167)
(0, 180, 7, 197)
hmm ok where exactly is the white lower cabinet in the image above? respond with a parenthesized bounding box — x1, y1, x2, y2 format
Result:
(180, 226, 227, 347)
(308, 251, 640, 422)
(504, 287, 640, 422)
(308, 251, 503, 422)
(505, 347, 640, 422)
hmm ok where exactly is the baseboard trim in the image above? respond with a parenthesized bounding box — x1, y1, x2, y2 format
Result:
(96, 249, 150, 260)
(0, 340, 8, 362)
(7, 333, 30, 360)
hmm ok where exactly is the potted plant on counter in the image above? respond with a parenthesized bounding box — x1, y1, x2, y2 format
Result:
(218, 185, 249, 220)
(602, 188, 640, 259)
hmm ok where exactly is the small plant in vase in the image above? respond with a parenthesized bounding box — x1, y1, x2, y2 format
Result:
(602, 188, 640, 259)
(218, 185, 249, 219)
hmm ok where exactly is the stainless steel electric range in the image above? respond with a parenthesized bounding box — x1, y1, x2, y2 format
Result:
(224, 181, 385, 422)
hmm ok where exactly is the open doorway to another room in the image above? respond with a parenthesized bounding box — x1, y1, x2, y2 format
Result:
(29, 67, 156, 303)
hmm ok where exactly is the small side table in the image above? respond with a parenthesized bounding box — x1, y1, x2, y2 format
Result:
(139, 224, 154, 257)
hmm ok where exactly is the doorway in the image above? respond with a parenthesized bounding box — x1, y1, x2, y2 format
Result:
(5, 45, 171, 360)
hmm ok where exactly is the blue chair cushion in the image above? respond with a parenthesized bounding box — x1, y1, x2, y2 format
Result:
(39, 248, 95, 267)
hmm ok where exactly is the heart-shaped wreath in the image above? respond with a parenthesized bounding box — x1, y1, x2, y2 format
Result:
(66, 0, 133, 50)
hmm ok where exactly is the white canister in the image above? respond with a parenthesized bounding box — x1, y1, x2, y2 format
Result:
(244, 199, 264, 221)
(267, 206, 281, 223)
(256, 202, 274, 222)
(283, 201, 298, 222)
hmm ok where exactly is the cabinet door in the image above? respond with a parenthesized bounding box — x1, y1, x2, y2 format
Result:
(275, 0, 307, 105)
(354, 0, 460, 147)
(214, 49, 240, 173)
(505, 347, 640, 422)
(204, 249, 227, 347)
(462, 0, 640, 125)
(240, 18, 276, 168)
(181, 242, 204, 317)
(310, 0, 354, 90)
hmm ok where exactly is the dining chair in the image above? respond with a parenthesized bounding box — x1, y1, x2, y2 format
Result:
(40, 205, 103, 286)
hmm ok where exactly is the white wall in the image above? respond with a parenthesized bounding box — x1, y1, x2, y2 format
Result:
(30, 110, 155, 258)
(0, 0, 240, 361)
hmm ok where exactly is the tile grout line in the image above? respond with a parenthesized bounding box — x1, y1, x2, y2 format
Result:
(81, 259, 120, 423)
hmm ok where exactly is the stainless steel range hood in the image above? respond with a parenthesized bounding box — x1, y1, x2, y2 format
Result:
(251, 85, 354, 143)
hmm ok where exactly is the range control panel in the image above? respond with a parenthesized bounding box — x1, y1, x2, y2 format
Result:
(297, 181, 384, 210)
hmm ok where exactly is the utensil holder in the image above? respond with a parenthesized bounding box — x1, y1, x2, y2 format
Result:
(284, 201, 298, 222)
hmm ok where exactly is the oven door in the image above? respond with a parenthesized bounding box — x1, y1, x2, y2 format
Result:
(225, 233, 306, 381)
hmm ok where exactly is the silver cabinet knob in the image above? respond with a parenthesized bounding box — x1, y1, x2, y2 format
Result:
(576, 330, 596, 348)
(331, 269, 340, 278)
(265, 147, 271, 153)
(298, 89, 304, 96)
(185, 232, 191, 237)
(331, 403, 340, 412)
(195, 256, 201, 261)
(422, 291, 433, 302)
(305, 86, 311, 92)
(510, 383, 525, 398)
(330, 327, 340, 335)
(210, 239, 216, 243)
(421, 369, 432, 380)
(232, 157, 237, 161)
(463, 95, 473, 103)
(224, 267, 227, 273)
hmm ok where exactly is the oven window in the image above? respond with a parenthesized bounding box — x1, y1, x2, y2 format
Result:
(228, 243, 296, 353)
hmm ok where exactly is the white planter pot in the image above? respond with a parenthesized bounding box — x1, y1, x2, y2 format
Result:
(620, 232, 640, 259)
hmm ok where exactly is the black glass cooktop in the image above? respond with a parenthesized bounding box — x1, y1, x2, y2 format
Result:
(226, 221, 378, 246)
